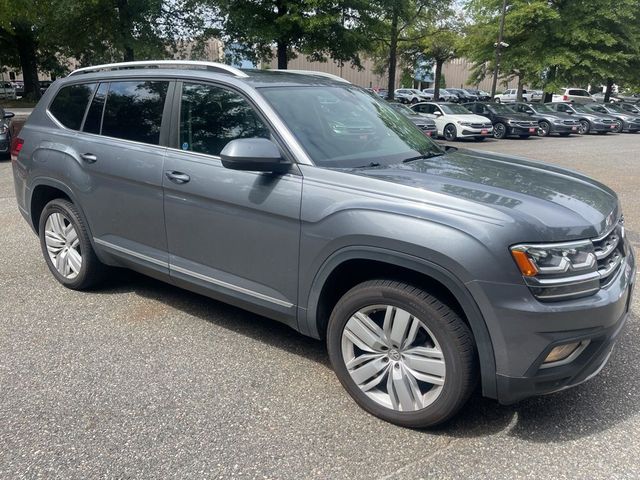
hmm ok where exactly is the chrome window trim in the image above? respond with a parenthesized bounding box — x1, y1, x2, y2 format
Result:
(93, 238, 168, 268)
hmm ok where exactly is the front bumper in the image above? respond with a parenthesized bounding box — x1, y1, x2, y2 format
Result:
(623, 120, 640, 132)
(459, 126, 493, 137)
(591, 122, 618, 132)
(550, 123, 580, 133)
(507, 124, 539, 136)
(469, 246, 635, 404)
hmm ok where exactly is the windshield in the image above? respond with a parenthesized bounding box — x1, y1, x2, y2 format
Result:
(440, 104, 472, 114)
(260, 86, 443, 168)
(488, 103, 516, 114)
(572, 104, 595, 113)
(606, 104, 626, 113)
(532, 103, 554, 113)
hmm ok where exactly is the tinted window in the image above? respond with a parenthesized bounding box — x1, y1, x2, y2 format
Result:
(179, 83, 270, 156)
(101, 81, 168, 145)
(49, 83, 97, 130)
(83, 83, 108, 135)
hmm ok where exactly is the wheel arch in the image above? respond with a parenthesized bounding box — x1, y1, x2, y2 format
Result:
(300, 246, 498, 399)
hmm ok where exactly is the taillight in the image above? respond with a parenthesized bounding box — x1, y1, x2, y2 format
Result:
(563, 95, 568, 101)
(10, 137, 24, 163)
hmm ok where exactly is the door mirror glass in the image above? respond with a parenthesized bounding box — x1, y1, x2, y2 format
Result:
(220, 138, 290, 173)
(525, 109, 534, 114)
(433, 110, 442, 116)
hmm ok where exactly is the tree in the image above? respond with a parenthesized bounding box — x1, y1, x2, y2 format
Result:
(217, 0, 368, 69)
(363, 0, 450, 100)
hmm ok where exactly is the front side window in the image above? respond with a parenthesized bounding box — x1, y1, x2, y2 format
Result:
(101, 81, 168, 145)
(179, 83, 270, 157)
(260, 85, 443, 169)
(49, 83, 97, 130)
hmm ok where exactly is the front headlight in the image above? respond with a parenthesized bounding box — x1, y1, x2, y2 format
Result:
(0, 125, 7, 135)
(511, 240, 600, 300)
(553, 119, 565, 125)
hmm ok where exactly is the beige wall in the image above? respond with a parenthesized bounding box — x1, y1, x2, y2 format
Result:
(442, 57, 517, 92)
(267, 54, 403, 90)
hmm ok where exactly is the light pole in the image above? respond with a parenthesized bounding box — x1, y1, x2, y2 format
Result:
(490, 0, 508, 99)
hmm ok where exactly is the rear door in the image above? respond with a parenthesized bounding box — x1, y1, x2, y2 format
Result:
(162, 81, 302, 324)
(72, 79, 172, 274)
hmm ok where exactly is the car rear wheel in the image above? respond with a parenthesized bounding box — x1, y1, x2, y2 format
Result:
(493, 122, 507, 139)
(612, 122, 623, 133)
(579, 120, 590, 134)
(39, 199, 106, 290)
(494, 98, 501, 103)
(443, 124, 457, 141)
(538, 121, 551, 137)
(327, 280, 477, 428)
(411, 98, 419, 104)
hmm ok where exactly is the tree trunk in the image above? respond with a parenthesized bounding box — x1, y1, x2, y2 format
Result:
(433, 59, 443, 100)
(604, 78, 613, 103)
(116, 0, 134, 62)
(12, 22, 40, 101)
(386, 5, 399, 101)
(516, 75, 524, 101)
(276, 41, 288, 69)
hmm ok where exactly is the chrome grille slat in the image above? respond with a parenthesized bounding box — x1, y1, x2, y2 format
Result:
(592, 219, 625, 286)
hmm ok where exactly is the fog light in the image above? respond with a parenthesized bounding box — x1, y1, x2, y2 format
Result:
(542, 341, 589, 367)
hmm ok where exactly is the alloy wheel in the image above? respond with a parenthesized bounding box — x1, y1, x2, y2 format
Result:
(579, 120, 590, 134)
(44, 212, 82, 279)
(538, 121, 550, 137)
(444, 124, 457, 141)
(341, 304, 446, 412)
(493, 122, 507, 139)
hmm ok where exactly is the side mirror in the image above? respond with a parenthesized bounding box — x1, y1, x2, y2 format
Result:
(525, 109, 534, 115)
(3, 111, 15, 119)
(433, 111, 442, 116)
(220, 138, 290, 173)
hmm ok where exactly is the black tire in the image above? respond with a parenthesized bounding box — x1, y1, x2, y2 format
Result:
(38, 199, 106, 290)
(494, 97, 501, 103)
(579, 120, 590, 134)
(538, 121, 551, 137)
(443, 123, 457, 141)
(327, 280, 477, 428)
(493, 122, 507, 139)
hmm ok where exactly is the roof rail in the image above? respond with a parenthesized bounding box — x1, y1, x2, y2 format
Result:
(68, 60, 249, 78)
(268, 69, 350, 84)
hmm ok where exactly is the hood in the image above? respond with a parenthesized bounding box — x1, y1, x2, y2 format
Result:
(494, 112, 533, 121)
(349, 149, 619, 241)
(449, 114, 492, 123)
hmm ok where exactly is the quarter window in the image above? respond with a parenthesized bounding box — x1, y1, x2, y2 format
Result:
(179, 83, 270, 156)
(49, 83, 97, 130)
(101, 81, 169, 145)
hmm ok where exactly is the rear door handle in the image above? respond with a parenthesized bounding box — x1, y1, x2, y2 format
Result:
(80, 153, 97, 164)
(165, 171, 191, 184)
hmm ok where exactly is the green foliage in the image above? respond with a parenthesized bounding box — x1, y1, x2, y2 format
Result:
(217, 0, 370, 69)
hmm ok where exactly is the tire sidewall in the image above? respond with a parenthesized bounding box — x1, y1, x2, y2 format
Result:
(444, 123, 457, 141)
(327, 282, 475, 428)
(39, 200, 91, 288)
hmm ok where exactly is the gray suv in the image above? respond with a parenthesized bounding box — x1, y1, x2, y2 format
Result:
(11, 61, 636, 428)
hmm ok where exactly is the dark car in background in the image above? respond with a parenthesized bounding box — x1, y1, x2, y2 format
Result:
(466, 89, 492, 101)
(0, 106, 15, 159)
(587, 103, 640, 133)
(387, 102, 438, 137)
(547, 102, 621, 134)
(447, 88, 478, 103)
(512, 102, 580, 137)
(463, 101, 539, 139)
(620, 102, 640, 115)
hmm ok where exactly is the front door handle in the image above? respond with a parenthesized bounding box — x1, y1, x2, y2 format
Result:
(165, 171, 191, 184)
(80, 153, 97, 164)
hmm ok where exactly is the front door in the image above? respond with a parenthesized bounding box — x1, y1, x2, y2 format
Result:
(162, 81, 302, 325)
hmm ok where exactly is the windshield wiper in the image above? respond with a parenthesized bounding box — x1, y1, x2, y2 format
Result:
(402, 151, 445, 163)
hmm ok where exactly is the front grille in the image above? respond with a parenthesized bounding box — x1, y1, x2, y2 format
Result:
(592, 219, 626, 286)
(563, 120, 578, 125)
(602, 119, 614, 124)
(469, 123, 492, 128)
(418, 124, 436, 131)
(515, 121, 538, 127)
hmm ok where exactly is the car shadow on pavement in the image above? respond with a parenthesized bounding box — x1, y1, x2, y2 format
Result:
(96, 268, 639, 443)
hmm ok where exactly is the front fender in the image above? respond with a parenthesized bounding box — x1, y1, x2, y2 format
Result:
(300, 245, 498, 399)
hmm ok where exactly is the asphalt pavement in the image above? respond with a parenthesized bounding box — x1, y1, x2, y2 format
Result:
(1, 132, 639, 479)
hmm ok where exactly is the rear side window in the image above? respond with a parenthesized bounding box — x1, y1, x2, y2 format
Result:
(179, 82, 270, 156)
(49, 83, 97, 130)
(101, 81, 169, 145)
(569, 89, 589, 97)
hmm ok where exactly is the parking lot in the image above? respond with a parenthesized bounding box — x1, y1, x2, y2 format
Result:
(1, 131, 639, 479)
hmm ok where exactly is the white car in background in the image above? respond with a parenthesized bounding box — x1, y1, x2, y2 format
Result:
(395, 88, 430, 104)
(0, 82, 17, 100)
(552, 88, 596, 104)
(411, 102, 494, 141)
(494, 88, 542, 103)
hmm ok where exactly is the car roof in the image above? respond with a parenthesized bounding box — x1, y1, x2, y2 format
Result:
(61, 61, 351, 89)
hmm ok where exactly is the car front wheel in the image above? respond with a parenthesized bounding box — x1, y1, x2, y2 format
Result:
(493, 122, 507, 139)
(579, 120, 590, 134)
(327, 280, 477, 428)
(538, 121, 551, 137)
(443, 123, 457, 141)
